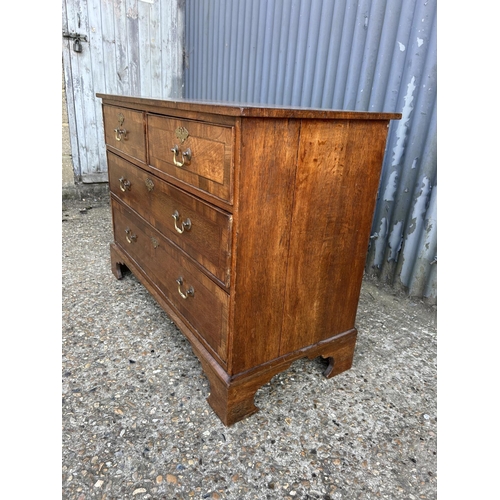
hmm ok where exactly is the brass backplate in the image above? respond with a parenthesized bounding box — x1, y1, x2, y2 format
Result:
(175, 126, 189, 144)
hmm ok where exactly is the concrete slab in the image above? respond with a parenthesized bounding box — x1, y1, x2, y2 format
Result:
(62, 195, 437, 499)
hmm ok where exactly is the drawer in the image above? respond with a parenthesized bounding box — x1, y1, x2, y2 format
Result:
(103, 105, 146, 162)
(111, 198, 229, 362)
(147, 114, 233, 203)
(108, 152, 232, 287)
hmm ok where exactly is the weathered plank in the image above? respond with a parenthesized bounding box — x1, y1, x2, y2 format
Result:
(63, 0, 184, 182)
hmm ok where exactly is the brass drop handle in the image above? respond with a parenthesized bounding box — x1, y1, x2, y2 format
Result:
(176, 277, 194, 299)
(114, 128, 127, 141)
(119, 177, 131, 192)
(171, 145, 192, 167)
(172, 210, 192, 233)
(125, 228, 137, 243)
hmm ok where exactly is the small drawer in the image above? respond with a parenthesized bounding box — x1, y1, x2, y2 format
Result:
(147, 114, 233, 203)
(103, 105, 146, 162)
(111, 198, 229, 363)
(108, 153, 232, 287)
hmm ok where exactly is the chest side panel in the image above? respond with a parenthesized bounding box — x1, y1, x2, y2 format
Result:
(279, 119, 390, 354)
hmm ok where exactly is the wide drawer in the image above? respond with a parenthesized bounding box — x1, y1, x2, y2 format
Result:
(108, 152, 232, 287)
(111, 197, 229, 362)
(147, 114, 233, 203)
(103, 105, 146, 162)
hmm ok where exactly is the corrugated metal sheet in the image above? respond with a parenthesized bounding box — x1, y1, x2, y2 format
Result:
(184, 0, 437, 302)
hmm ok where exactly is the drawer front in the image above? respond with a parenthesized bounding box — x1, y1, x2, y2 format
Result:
(147, 114, 233, 203)
(108, 152, 232, 287)
(103, 105, 146, 162)
(111, 198, 229, 362)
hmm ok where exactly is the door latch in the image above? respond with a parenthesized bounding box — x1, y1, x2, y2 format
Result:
(63, 31, 88, 53)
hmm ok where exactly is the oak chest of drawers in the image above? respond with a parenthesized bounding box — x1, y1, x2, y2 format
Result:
(98, 93, 400, 425)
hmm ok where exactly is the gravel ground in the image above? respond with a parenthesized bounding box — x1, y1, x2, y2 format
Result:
(62, 194, 437, 500)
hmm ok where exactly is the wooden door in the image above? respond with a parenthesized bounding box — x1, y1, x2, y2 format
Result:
(62, 0, 184, 184)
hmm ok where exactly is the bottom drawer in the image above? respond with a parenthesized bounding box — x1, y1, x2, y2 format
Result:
(111, 197, 229, 362)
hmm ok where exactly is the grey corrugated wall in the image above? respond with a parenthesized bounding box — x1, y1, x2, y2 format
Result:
(184, 0, 437, 303)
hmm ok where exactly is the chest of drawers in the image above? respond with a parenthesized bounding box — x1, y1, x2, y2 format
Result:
(98, 93, 400, 425)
